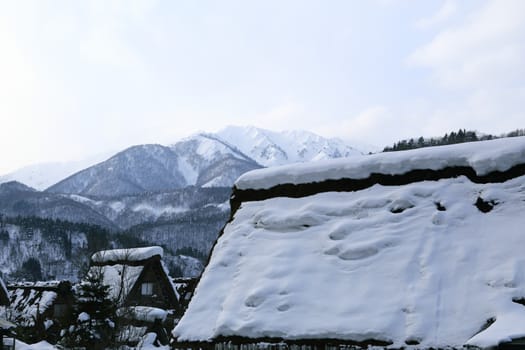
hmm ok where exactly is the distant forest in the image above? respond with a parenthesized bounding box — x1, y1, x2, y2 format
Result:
(383, 128, 525, 152)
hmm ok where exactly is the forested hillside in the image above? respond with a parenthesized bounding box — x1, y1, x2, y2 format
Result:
(383, 128, 525, 152)
(0, 215, 203, 281)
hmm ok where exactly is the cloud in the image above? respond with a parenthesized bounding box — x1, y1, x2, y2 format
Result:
(415, 0, 457, 29)
(408, 0, 525, 90)
(252, 102, 306, 131)
(78, 0, 155, 67)
(404, 0, 525, 137)
(318, 106, 406, 147)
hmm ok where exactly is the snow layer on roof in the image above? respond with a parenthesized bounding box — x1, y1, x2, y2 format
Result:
(88, 265, 144, 302)
(161, 261, 179, 300)
(118, 306, 168, 323)
(91, 246, 163, 263)
(174, 175, 525, 348)
(9, 281, 62, 289)
(15, 340, 57, 350)
(9, 288, 57, 327)
(235, 137, 525, 190)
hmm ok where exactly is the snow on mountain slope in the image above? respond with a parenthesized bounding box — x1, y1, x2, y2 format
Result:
(216, 125, 363, 167)
(0, 181, 116, 229)
(3, 127, 364, 194)
(45, 135, 261, 196)
(65, 186, 231, 229)
(47, 144, 188, 197)
(174, 137, 525, 349)
(170, 133, 261, 187)
(0, 152, 112, 191)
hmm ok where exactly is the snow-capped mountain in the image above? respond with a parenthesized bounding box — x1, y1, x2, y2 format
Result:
(216, 125, 364, 167)
(47, 144, 188, 197)
(0, 152, 112, 191)
(2, 126, 365, 195)
(47, 135, 262, 197)
(170, 133, 262, 187)
(0, 126, 366, 280)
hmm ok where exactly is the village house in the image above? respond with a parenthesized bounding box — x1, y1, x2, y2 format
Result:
(89, 246, 179, 347)
(6, 280, 74, 344)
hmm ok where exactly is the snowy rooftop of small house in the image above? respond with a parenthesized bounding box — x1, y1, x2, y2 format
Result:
(174, 138, 525, 349)
(8, 286, 58, 327)
(8, 281, 64, 289)
(91, 246, 163, 264)
(235, 136, 525, 190)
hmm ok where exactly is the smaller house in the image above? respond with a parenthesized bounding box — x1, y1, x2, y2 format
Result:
(89, 246, 179, 347)
(6, 281, 74, 344)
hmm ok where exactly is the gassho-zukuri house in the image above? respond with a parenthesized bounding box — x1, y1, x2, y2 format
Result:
(89, 246, 179, 346)
(173, 136, 525, 350)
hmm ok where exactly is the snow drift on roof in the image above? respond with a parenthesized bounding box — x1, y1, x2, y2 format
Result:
(9, 288, 57, 327)
(174, 173, 525, 348)
(9, 281, 64, 289)
(91, 246, 163, 264)
(88, 264, 144, 303)
(118, 306, 168, 323)
(235, 137, 525, 190)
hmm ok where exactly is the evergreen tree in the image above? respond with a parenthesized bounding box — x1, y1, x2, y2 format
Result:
(0, 229, 9, 242)
(59, 268, 116, 350)
(14, 257, 43, 281)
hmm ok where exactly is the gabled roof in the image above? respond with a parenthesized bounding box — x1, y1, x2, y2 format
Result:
(6, 281, 72, 327)
(174, 138, 525, 349)
(89, 246, 178, 307)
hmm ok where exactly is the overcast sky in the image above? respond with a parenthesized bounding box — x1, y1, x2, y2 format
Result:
(0, 0, 524, 174)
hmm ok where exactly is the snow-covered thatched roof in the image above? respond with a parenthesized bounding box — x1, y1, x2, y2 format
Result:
(9, 281, 65, 289)
(174, 137, 525, 349)
(87, 264, 144, 303)
(89, 247, 162, 302)
(235, 136, 525, 190)
(91, 246, 163, 264)
(88, 246, 178, 308)
(8, 284, 61, 327)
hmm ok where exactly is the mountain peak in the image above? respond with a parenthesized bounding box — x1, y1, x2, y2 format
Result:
(216, 125, 363, 167)
(0, 181, 36, 193)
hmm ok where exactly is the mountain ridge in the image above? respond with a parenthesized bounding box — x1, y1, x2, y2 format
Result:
(1, 126, 366, 192)
(41, 126, 363, 196)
